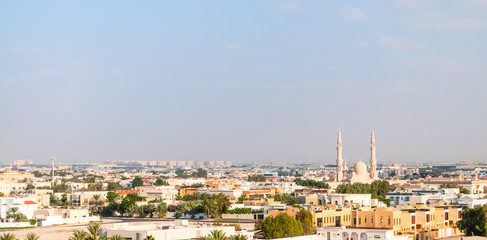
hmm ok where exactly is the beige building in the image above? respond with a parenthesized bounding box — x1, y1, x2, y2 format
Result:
(67, 191, 108, 208)
(272, 202, 464, 239)
(0, 170, 34, 183)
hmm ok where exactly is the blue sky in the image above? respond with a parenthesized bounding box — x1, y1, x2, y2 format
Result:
(1, 0, 487, 164)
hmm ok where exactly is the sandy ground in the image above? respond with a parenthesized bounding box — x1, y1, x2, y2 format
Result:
(1, 218, 255, 240)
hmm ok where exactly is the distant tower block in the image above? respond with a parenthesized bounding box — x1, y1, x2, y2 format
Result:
(50, 156, 56, 187)
(336, 131, 344, 182)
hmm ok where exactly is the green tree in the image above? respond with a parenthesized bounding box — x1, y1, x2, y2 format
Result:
(294, 178, 329, 189)
(248, 174, 266, 182)
(143, 204, 157, 218)
(0, 233, 17, 240)
(237, 195, 246, 203)
(69, 230, 88, 240)
(127, 204, 139, 217)
(258, 213, 303, 239)
(107, 192, 118, 203)
(49, 194, 62, 206)
(143, 236, 155, 240)
(87, 223, 101, 240)
(273, 194, 297, 205)
(89, 195, 104, 211)
(7, 207, 29, 222)
(460, 187, 470, 194)
(192, 169, 208, 178)
(154, 178, 169, 186)
(457, 205, 487, 236)
(132, 177, 144, 187)
(157, 203, 168, 218)
(203, 194, 230, 218)
(24, 232, 39, 240)
(107, 182, 123, 191)
(295, 209, 314, 235)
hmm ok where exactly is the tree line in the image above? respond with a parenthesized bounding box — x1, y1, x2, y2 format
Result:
(294, 178, 329, 189)
(335, 180, 390, 206)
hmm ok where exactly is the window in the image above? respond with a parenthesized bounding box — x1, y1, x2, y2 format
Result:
(412, 215, 416, 225)
(445, 212, 449, 221)
(371, 217, 374, 223)
(427, 214, 431, 222)
(388, 216, 391, 225)
(380, 216, 383, 225)
(359, 217, 361, 224)
(365, 217, 367, 223)
(458, 211, 462, 219)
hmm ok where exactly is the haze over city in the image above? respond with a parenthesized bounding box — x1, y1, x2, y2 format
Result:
(2, 0, 487, 164)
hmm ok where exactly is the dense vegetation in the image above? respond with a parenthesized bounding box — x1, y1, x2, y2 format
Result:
(98, 193, 168, 218)
(335, 180, 390, 206)
(257, 209, 314, 239)
(273, 194, 297, 205)
(154, 178, 169, 186)
(457, 205, 487, 236)
(174, 193, 231, 219)
(294, 178, 329, 189)
(248, 174, 266, 182)
(176, 169, 208, 179)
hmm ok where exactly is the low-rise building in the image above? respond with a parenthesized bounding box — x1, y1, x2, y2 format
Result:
(101, 221, 246, 240)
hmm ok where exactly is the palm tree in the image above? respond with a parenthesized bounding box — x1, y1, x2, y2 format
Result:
(144, 204, 156, 218)
(143, 235, 155, 240)
(156, 204, 167, 218)
(24, 233, 39, 240)
(109, 235, 125, 240)
(87, 223, 101, 240)
(127, 204, 138, 217)
(200, 230, 228, 240)
(89, 195, 104, 211)
(69, 230, 88, 240)
(0, 233, 17, 240)
(63, 200, 74, 209)
(6, 207, 20, 221)
(230, 235, 248, 240)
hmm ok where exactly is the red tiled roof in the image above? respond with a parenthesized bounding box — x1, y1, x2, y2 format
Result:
(116, 190, 140, 194)
(24, 201, 37, 205)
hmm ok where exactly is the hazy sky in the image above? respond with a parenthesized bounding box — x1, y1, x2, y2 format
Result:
(1, 0, 487, 164)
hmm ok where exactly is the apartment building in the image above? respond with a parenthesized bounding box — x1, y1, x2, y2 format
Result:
(279, 202, 464, 239)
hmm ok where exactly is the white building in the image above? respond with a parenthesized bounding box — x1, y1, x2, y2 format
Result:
(34, 208, 100, 226)
(102, 221, 242, 240)
(317, 227, 409, 240)
(328, 194, 372, 207)
(0, 197, 38, 222)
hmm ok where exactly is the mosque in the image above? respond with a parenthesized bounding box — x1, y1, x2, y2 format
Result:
(335, 131, 379, 184)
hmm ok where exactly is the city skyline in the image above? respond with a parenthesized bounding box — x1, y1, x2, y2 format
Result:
(2, 1, 487, 164)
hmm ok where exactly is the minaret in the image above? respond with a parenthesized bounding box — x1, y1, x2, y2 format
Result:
(369, 131, 377, 179)
(50, 156, 56, 187)
(336, 131, 343, 182)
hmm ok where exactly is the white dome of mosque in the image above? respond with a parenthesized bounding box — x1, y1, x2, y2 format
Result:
(354, 161, 367, 175)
